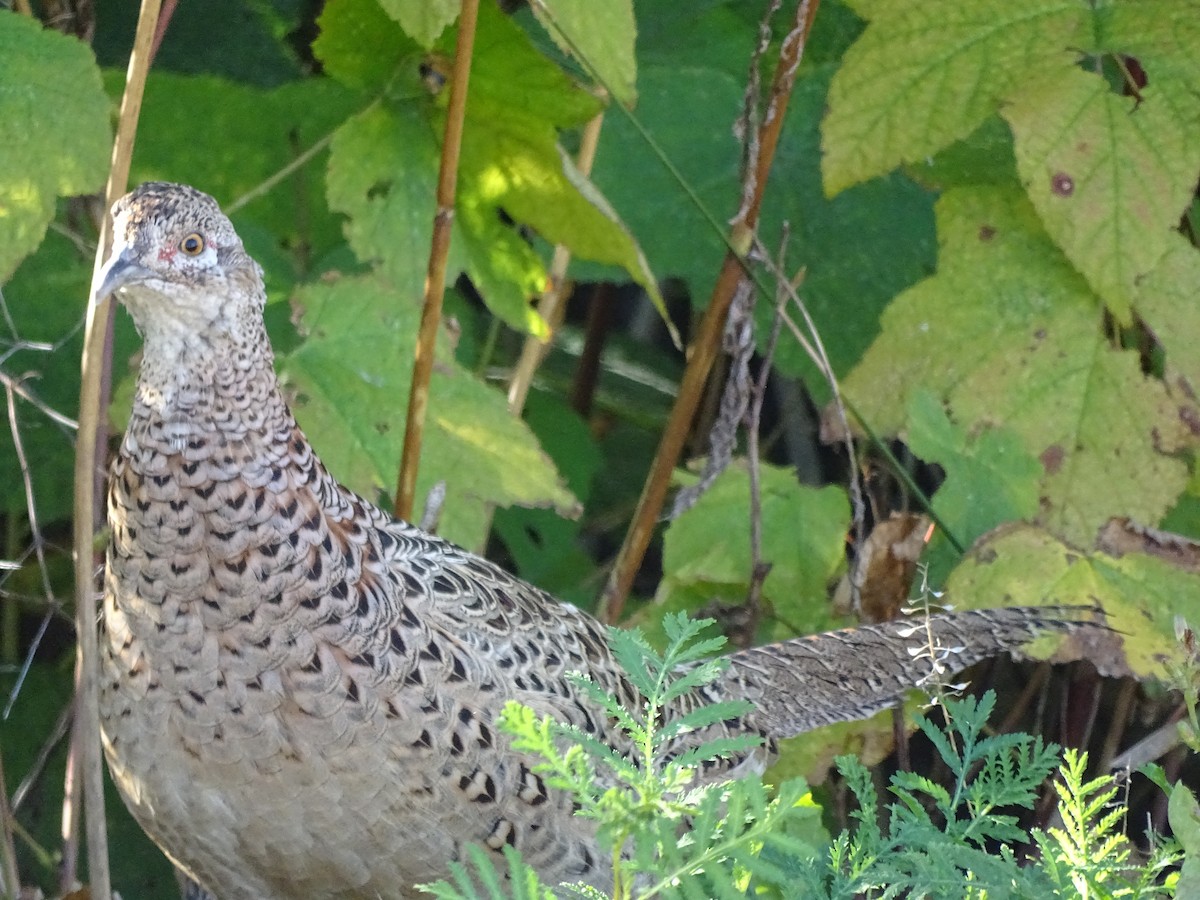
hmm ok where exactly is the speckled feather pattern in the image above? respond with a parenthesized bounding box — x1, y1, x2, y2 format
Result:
(98, 183, 1090, 899)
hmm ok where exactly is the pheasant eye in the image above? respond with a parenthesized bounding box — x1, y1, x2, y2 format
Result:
(179, 233, 205, 255)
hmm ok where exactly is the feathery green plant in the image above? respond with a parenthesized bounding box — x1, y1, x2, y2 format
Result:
(420, 612, 821, 899)
(1035, 750, 1182, 900)
(421, 618, 1187, 900)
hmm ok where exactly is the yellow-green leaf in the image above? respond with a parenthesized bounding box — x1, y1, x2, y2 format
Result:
(822, 0, 1085, 196)
(946, 522, 1200, 680)
(1004, 67, 1200, 321)
(378, 0, 458, 48)
(844, 186, 1191, 546)
(1137, 234, 1200, 402)
(655, 463, 848, 637)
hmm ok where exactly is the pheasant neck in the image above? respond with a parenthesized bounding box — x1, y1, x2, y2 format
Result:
(129, 318, 294, 452)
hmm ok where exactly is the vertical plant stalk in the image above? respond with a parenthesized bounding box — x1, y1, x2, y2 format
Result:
(72, 1, 163, 896)
(599, 0, 821, 623)
(394, 0, 480, 521)
(742, 245, 792, 645)
(507, 111, 606, 416)
(570, 282, 616, 417)
(0, 748, 18, 900)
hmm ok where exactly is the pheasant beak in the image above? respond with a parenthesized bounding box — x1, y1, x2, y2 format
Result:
(93, 247, 153, 305)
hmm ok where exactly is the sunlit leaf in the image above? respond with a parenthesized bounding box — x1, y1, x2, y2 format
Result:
(822, 0, 1086, 196)
(280, 275, 577, 548)
(0, 14, 110, 281)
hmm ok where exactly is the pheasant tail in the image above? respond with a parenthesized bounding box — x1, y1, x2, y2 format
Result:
(721, 605, 1103, 736)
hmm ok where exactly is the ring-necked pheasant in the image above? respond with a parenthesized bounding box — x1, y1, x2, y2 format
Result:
(96, 182, 1095, 898)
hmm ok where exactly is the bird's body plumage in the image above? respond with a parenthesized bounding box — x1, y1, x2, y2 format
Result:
(97, 183, 1091, 898)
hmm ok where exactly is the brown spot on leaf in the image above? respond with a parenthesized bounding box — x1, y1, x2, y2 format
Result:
(979, 224, 996, 241)
(1051, 172, 1074, 196)
(1040, 444, 1065, 474)
(1180, 404, 1200, 436)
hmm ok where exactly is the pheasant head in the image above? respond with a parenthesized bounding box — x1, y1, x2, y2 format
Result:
(97, 182, 266, 358)
(96, 182, 275, 421)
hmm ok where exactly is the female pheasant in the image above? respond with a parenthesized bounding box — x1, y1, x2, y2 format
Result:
(96, 182, 1091, 898)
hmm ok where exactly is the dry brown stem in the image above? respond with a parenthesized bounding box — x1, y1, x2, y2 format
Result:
(72, 1, 166, 895)
(599, 0, 822, 623)
(395, 0, 480, 520)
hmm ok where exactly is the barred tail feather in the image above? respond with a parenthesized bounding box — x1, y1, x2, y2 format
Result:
(719, 605, 1106, 738)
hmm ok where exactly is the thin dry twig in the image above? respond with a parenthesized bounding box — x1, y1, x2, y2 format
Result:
(11, 698, 74, 813)
(507, 111, 606, 416)
(600, 0, 822, 623)
(764, 253, 867, 568)
(6, 380, 61, 603)
(225, 130, 336, 217)
(395, 0, 479, 521)
(743, 230, 791, 634)
(668, 276, 755, 518)
(669, 0, 786, 521)
(0, 287, 79, 725)
(0, 369, 79, 432)
(72, 1, 165, 895)
(1, 376, 67, 728)
(0, 746, 19, 898)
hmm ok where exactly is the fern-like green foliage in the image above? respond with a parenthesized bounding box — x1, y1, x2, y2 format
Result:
(420, 620, 1185, 900)
(786, 696, 1183, 900)
(789, 692, 1060, 899)
(419, 613, 821, 899)
(1034, 750, 1182, 900)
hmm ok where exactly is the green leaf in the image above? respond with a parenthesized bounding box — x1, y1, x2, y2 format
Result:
(314, 0, 422, 90)
(326, 102, 443, 300)
(0, 13, 110, 282)
(822, 0, 1087, 196)
(324, 4, 661, 337)
(379, 0, 458, 47)
(459, 1, 602, 129)
(453, 3, 664, 333)
(1138, 234, 1200, 406)
(1004, 66, 1200, 321)
(906, 389, 1042, 579)
(531, 0, 638, 105)
(1169, 782, 1200, 899)
(279, 275, 577, 548)
(1098, 0, 1200, 98)
(327, 98, 551, 337)
(656, 462, 848, 637)
(580, 62, 742, 299)
(907, 390, 1042, 534)
(844, 186, 1191, 545)
(906, 115, 1020, 192)
(945, 521, 1200, 680)
(94, 1, 304, 87)
(769, 712, 902, 787)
